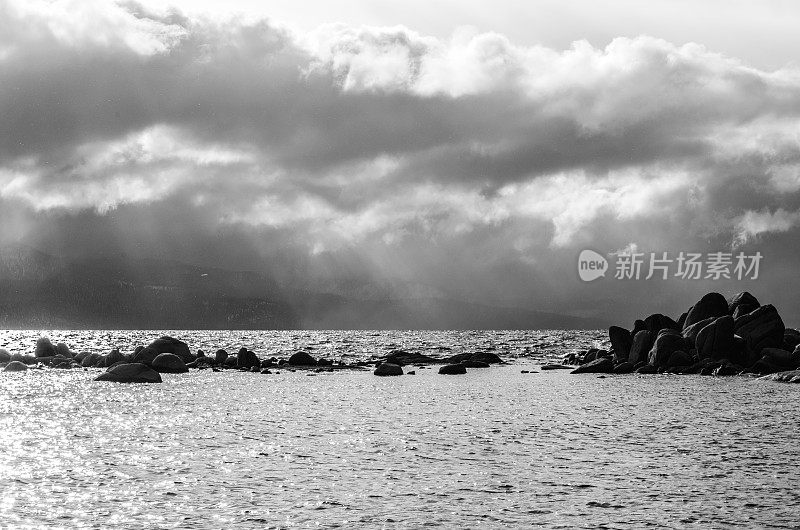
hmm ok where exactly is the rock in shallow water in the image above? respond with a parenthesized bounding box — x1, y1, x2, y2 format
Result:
(95, 363, 162, 383)
(570, 357, 614, 374)
(439, 364, 467, 375)
(152, 353, 188, 374)
(3, 361, 29, 372)
(374, 363, 403, 376)
(289, 351, 317, 366)
(0, 349, 11, 363)
(146, 336, 193, 363)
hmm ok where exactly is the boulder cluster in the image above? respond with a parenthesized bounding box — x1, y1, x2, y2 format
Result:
(3, 335, 464, 382)
(372, 349, 504, 376)
(567, 291, 800, 380)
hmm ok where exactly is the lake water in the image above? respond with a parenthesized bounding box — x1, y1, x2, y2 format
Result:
(1, 330, 799, 528)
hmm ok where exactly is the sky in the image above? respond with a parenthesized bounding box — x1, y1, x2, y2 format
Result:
(1, 0, 800, 326)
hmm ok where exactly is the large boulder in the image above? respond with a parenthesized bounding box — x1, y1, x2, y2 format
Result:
(760, 347, 799, 369)
(684, 292, 729, 329)
(438, 364, 467, 375)
(681, 317, 716, 343)
(81, 352, 102, 367)
(0, 348, 11, 363)
(146, 337, 193, 363)
(288, 351, 317, 366)
(782, 329, 800, 353)
(643, 314, 680, 334)
(609, 326, 632, 362)
(695, 316, 735, 361)
(570, 357, 614, 374)
(132, 346, 159, 366)
(469, 352, 503, 364)
(236, 348, 260, 369)
(374, 363, 403, 376)
(728, 291, 760, 319)
(151, 353, 188, 374)
(102, 349, 126, 368)
(386, 350, 443, 365)
(734, 305, 785, 361)
(648, 329, 686, 368)
(628, 330, 654, 365)
(3, 360, 28, 372)
(95, 363, 162, 383)
(613, 361, 634, 374)
(215, 349, 228, 365)
(35, 337, 57, 358)
(55, 343, 73, 358)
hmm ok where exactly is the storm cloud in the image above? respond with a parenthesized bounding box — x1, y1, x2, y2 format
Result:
(2, 0, 800, 325)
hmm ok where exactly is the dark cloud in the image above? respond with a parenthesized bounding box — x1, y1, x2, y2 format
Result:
(2, 0, 800, 325)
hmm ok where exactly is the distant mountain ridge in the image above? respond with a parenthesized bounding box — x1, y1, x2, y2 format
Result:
(0, 245, 605, 330)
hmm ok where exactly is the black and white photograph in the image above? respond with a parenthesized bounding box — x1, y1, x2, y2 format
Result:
(1, 0, 799, 527)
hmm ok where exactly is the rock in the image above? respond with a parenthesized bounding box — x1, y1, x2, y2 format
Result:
(628, 330, 654, 365)
(0, 349, 10, 363)
(758, 370, 800, 383)
(55, 343, 73, 358)
(666, 350, 692, 368)
(407, 370, 416, 375)
(215, 349, 228, 364)
(734, 304, 785, 361)
(288, 351, 317, 366)
(95, 363, 162, 383)
(712, 361, 741, 376)
(540, 364, 572, 370)
(374, 363, 403, 376)
(782, 329, 800, 353)
(681, 317, 716, 343)
(632, 319, 647, 335)
(460, 360, 490, 368)
(35, 337, 57, 358)
(570, 357, 614, 374)
(317, 358, 333, 367)
(104, 349, 126, 367)
(609, 326, 632, 362)
(152, 353, 188, 374)
(438, 364, 467, 375)
(146, 337, 193, 363)
(81, 353, 102, 367)
(236, 348, 260, 369)
(635, 364, 658, 374)
(695, 316, 735, 361)
(196, 350, 205, 357)
(613, 361, 634, 374)
(676, 311, 688, 329)
(761, 347, 798, 368)
(469, 352, 503, 364)
(648, 330, 686, 368)
(132, 347, 159, 366)
(3, 361, 28, 372)
(260, 368, 272, 374)
(643, 314, 679, 334)
(385, 350, 442, 365)
(582, 349, 598, 364)
(684, 292, 729, 328)
(250, 366, 260, 373)
(728, 291, 760, 319)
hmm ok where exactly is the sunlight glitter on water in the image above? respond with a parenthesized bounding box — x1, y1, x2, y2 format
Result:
(1, 331, 799, 528)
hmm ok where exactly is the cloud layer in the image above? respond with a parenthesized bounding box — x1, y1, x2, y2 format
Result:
(2, 0, 800, 323)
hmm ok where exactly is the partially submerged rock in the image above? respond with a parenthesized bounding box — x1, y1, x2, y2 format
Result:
(3, 360, 29, 372)
(438, 364, 467, 375)
(146, 336, 193, 363)
(374, 363, 403, 376)
(95, 363, 162, 383)
(288, 351, 317, 366)
(152, 353, 188, 374)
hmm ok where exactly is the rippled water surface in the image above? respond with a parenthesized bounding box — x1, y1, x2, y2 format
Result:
(2, 330, 799, 528)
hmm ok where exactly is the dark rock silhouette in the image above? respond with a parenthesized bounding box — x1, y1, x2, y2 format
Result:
(728, 291, 760, 319)
(35, 337, 56, 358)
(571, 357, 613, 374)
(734, 304, 785, 361)
(146, 337, 193, 363)
(95, 363, 162, 383)
(236, 348, 260, 369)
(215, 349, 228, 365)
(288, 351, 317, 366)
(684, 292, 729, 328)
(628, 330, 653, 365)
(648, 329, 685, 368)
(385, 350, 442, 365)
(695, 316, 735, 361)
(439, 364, 467, 375)
(374, 363, 403, 376)
(609, 326, 632, 362)
(152, 353, 188, 374)
(3, 360, 28, 372)
(132, 347, 159, 366)
(0, 348, 10, 363)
